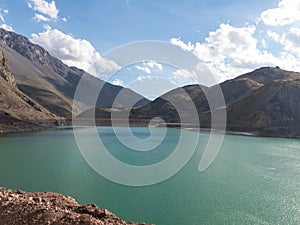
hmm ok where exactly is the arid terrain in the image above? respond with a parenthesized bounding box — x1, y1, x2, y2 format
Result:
(0, 188, 151, 225)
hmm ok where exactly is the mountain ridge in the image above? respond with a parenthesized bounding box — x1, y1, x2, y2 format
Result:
(82, 66, 300, 137)
(1, 28, 300, 137)
(0, 28, 150, 118)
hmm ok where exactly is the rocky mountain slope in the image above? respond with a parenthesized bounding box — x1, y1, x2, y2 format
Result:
(0, 49, 59, 133)
(0, 28, 149, 118)
(0, 188, 151, 225)
(227, 77, 300, 136)
(85, 67, 300, 137)
(1, 29, 299, 137)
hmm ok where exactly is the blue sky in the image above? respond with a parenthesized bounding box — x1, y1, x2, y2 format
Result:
(1, 0, 276, 51)
(1, 0, 300, 98)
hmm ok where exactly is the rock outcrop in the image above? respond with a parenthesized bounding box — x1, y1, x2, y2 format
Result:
(0, 188, 151, 225)
(0, 49, 16, 87)
(0, 48, 61, 133)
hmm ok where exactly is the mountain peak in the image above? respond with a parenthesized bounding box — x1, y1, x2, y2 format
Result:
(238, 66, 300, 85)
(253, 66, 281, 72)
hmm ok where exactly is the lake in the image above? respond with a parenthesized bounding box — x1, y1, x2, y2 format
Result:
(1, 127, 300, 225)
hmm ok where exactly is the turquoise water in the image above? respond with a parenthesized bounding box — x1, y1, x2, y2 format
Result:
(1, 127, 300, 225)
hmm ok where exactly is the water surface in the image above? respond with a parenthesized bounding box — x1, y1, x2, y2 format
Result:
(0, 127, 300, 225)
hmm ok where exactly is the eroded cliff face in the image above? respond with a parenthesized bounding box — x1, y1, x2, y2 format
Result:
(0, 49, 60, 133)
(0, 189, 152, 225)
(0, 49, 16, 87)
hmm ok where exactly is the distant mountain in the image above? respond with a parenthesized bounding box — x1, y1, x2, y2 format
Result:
(0, 28, 149, 118)
(0, 49, 58, 133)
(84, 66, 300, 137)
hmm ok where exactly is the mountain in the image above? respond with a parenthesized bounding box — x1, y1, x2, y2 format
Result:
(227, 72, 300, 137)
(2, 29, 299, 137)
(186, 67, 300, 136)
(128, 84, 209, 124)
(0, 28, 149, 118)
(0, 49, 59, 133)
(83, 66, 300, 137)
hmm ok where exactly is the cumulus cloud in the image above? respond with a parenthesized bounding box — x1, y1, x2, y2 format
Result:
(261, 0, 300, 26)
(135, 65, 151, 74)
(135, 61, 163, 75)
(171, 23, 285, 82)
(170, 38, 194, 51)
(172, 69, 197, 80)
(112, 78, 124, 86)
(267, 30, 280, 42)
(145, 61, 163, 70)
(137, 75, 160, 81)
(30, 26, 120, 77)
(28, 0, 59, 20)
(281, 28, 300, 53)
(34, 13, 50, 22)
(136, 76, 144, 81)
(131, 76, 177, 100)
(269, 27, 300, 58)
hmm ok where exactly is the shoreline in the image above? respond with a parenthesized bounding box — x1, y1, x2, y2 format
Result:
(0, 187, 151, 225)
(1, 118, 299, 139)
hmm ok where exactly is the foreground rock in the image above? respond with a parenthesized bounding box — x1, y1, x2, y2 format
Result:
(0, 189, 151, 225)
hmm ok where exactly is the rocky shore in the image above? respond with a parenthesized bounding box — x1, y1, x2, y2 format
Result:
(0, 188, 151, 225)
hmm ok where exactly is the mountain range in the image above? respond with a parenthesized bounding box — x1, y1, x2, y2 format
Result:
(80, 66, 300, 137)
(0, 28, 300, 137)
(0, 28, 149, 118)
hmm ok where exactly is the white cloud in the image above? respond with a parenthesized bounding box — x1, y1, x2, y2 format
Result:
(277, 28, 300, 57)
(136, 75, 160, 81)
(112, 78, 124, 86)
(137, 76, 144, 81)
(261, 38, 267, 48)
(171, 23, 284, 82)
(170, 38, 194, 51)
(0, 24, 13, 31)
(267, 30, 280, 42)
(0, 8, 9, 23)
(28, 0, 59, 21)
(134, 61, 163, 75)
(0, 14, 4, 23)
(0, 8, 12, 31)
(145, 61, 163, 70)
(261, 0, 300, 26)
(62, 17, 67, 22)
(34, 13, 50, 22)
(135, 65, 151, 74)
(131, 76, 178, 100)
(30, 26, 120, 77)
(172, 69, 196, 80)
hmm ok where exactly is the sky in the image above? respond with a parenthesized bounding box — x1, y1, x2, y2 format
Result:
(0, 0, 300, 99)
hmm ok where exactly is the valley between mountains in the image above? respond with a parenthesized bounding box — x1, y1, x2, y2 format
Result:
(0, 28, 300, 138)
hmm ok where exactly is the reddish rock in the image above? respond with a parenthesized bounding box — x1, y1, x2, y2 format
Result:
(0, 189, 152, 225)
